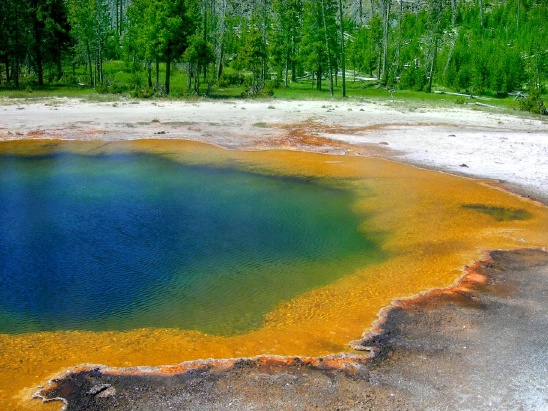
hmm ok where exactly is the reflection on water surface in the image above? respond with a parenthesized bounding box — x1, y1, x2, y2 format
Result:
(0, 139, 547, 411)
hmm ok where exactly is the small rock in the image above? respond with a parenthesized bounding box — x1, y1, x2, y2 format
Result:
(448, 134, 456, 137)
(459, 163, 469, 168)
(154, 131, 166, 135)
(379, 142, 389, 145)
(97, 386, 116, 398)
(87, 384, 111, 396)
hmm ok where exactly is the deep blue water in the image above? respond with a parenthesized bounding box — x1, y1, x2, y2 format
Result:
(0, 152, 384, 335)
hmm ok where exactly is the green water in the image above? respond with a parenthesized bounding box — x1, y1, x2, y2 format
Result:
(0, 151, 385, 335)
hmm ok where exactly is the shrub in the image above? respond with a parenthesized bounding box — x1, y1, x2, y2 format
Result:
(519, 89, 547, 115)
(218, 72, 245, 87)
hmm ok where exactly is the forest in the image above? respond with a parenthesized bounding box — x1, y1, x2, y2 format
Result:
(0, 0, 546, 110)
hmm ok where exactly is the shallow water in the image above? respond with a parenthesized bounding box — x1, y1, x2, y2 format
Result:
(0, 139, 547, 411)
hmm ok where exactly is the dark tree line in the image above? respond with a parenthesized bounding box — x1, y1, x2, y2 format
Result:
(1, 0, 546, 98)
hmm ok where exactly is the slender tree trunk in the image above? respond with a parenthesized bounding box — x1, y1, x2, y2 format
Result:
(216, 0, 226, 81)
(451, 0, 458, 26)
(317, 67, 322, 90)
(14, 5, 20, 88)
(98, 41, 103, 84)
(370, 0, 375, 16)
(195, 64, 200, 94)
(339, 0, 346, 97)
(119, 0, 123, 35)
(156, 59, 160, 85)
(4, 56, 10, 83)
(517, 0, 520, 31)
(395, 0, 404, 77)
(32, 19, 44, 86)
(478, 0, 483, 31)
(381, 0, 391, 85)
(165, 44, 171, 95)
(321, 0, 334, 97)
(217, 46, 224, 80)
(116, 0, 119, 34)
(443, 31, 458, 81)
(147, 62, 152, 88)
(284, 49, 289, 88)
(377, 50, 381, 80)
(427, 35, 438, 93)
(56, 52, 63, 81)
(86, 41, 93, 86)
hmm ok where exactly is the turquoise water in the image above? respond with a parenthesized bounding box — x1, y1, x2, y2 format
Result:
(0, 152, 384, 335)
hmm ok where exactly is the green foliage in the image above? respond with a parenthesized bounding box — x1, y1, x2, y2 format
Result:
(218, 72, 245, 87)
(518, 88, 547, 115)
(2, 0, 547, 101)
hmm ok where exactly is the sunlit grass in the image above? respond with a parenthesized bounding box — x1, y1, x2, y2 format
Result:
(0, 60, 544, 115)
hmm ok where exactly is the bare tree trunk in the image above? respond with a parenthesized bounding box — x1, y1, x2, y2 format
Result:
(4, 56, 10, 83)
(381, 0, 391, 85)
(165, 44, 171, 95)
(14, 6, 20, 88)
(443, 31, 458, 81)
(31, 7, 44, 87)
(86, 41, 93, 86)
(427, 35, 438, 93)
(395, 0, 403, 75)
(119, 0, 123, 35)
(451, 0, 458, 26)
(370, 0, 375, 16)
(339, 0, 346, 96)
(195, 64, 200, 94)
(284, 49, 289, 88)
(216, 0, 226, 80)
(321, 0, 334, 97)
(317, 67, 322, 91)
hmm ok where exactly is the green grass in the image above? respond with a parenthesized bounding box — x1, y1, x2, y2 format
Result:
(1, 61, 545, 116)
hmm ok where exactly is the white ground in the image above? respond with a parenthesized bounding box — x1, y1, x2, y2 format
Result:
(1, 97, 547, 202)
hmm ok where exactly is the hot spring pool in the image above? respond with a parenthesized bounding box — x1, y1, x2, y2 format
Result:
(0, 150, 384, 335)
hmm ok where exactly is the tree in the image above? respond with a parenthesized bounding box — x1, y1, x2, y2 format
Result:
(0, 0, 29, 87)
(239, 23, 267, 94)
(425, 0, 445, 93)
(379, 0, 391, 85)
(28, 0, 71, 85)
(271, 0, 303, 87)
(157, 0, 198, 94)
(183, 35, 215, 93)
(300, 0, 338, 93)
(338, 0, 346, 96)
(127, 0, 197, 94)
(66, 0, 110, 86)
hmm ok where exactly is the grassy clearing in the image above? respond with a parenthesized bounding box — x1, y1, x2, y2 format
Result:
(0, 61, 544, 117)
